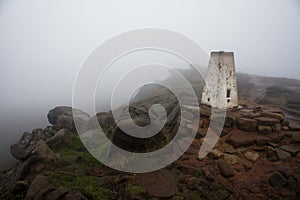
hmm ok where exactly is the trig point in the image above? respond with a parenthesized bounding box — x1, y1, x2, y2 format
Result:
(201, 51, 238, 109)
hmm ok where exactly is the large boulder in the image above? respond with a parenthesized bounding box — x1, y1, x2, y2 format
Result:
(47, 106, 74, 124)
(0, 156, 46, 194)
(236, 118, 257, 132)
(10, 143, 34, 161)
(31, 129, 49, 142)
(31, 140, 58, 160)
(47, 106, 90, 131)
(87, 112, 115, 130)
(18, 132, 33, 148)
(10, 127, 57, 161)
(53, 115, 74, 131)
(3, 141, 59, 195)
(10, 133, 58, 161)
(45, 129, 72, 150)
(10, 132, 35, 160)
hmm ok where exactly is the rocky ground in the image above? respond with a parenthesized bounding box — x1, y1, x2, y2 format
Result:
(1, 102, 300, 199)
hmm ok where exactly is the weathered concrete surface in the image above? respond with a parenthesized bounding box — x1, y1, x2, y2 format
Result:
(201, 51, 238, 109)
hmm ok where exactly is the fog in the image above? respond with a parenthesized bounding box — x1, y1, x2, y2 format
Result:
(0, 0, 300, 169)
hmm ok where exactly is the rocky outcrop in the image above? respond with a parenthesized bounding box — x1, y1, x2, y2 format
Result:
(47, 106, 90, 131)
(10, 106, 89, 161)
(2, 104, 300, 199)
(5, 107, 86, 198)
(45, 129, 72, 150)
(2, 141, 59, 195)
(87, 112, 115, 130)
(109, 119, 168, 153)
(10, 127, 57, 161)
(32, 140, 58, 160)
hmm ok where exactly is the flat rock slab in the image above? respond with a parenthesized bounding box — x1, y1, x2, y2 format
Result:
(209, 149, 224, 159)
(241, 112, 261, 119)
(236, 118, 257, 132)
(257, 125, 272, 134)
(226, 130, 254, 148)
(280, 145, 300, 156)
(264, 109, 283, 114)
(276, 148, 291, 161)
(269, 132, 285, 143)
(134, 169, 178, 198)
(261, 112, 284, 120)
(268, 172, 287, 187)
(255, 117, 280, 125)
(244, 151, 259, 162)
(289, 122, 300, 131)
(254, 136, 272, 146)
(223, 154, 240, 165)
(290, 132, 300, 143)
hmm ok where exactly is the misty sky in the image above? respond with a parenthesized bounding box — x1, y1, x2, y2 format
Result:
(0, 0, 300, 169)
(1, 0, 300, 108)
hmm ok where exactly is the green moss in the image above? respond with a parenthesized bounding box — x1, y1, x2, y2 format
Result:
(172, 196, 185, 200)
(58, 133, 86, 152)
(195, 169, 202, 178)
(208, 190, 232, 200)
(0, 181, 29, 200)
(125, 184, 146, 197)
(149, 198, 160, 200)
(172, 167, 183, 176)
(285, 176, 297, 190)
(44, 172, 110, 199)
(41, 134, 112, 199)
(52, 133, 104, 168)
